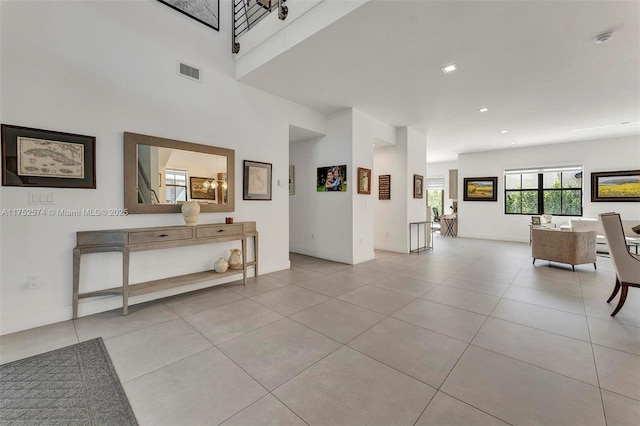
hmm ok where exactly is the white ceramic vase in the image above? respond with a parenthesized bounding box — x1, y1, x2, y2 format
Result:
(228, 249, 243, 270)
(214, 258, 229, 273)
(181, 200, 200, 226)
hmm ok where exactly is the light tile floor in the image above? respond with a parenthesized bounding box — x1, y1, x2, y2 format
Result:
(2, 236, 640, 425)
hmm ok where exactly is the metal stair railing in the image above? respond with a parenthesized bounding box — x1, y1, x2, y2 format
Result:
(233, 0, 288, 54)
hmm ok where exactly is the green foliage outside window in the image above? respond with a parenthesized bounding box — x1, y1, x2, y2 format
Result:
(505, 170, 582, 216)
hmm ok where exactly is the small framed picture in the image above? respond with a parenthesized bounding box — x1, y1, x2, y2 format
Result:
(289, 165, 295, 195)
(357, 167, 371, 195)
(531, 216, 541, 226)
(243, 160, 272, 200)
(413, 174, 423, 198)
(2, 124, 96, 189)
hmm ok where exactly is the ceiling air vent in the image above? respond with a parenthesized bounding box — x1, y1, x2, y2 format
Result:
(178, 61, 202, 82)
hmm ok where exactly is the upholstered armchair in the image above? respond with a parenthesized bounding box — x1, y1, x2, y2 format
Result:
(532, 229, 597, 271)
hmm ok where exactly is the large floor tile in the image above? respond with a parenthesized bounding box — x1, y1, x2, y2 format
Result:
(74, 302, 179, 342)
(510, 274, 583, 298)
(123, 348, 267, 425)
(416, 391, 509, 426)
(295, 274, 364, 297)
(220, 394, 307, 426)
(588, 316, 640, 355)
(104, 319, 212, 382)
(348, 318, 467, 388)
(250, 285, 329, 316)
(218, 318, 341, 390)
(334, 267, 395, 284)
(393, 299, 486, 343)
(472, 317, 598, 385)
(518, 265, 582, 284)
(265, 267, 323, 284)
(490, 298, 590, 341)
(185, 299, 282, 344)
(0, 320, 78, 365)
(357, 258, 408, 274)
(503, 285, 585, 314)
(421, 285, 500, 315)
(338, 285, 415, 315)
(584, 296, 640, 328)
(163, 286, 244, 317)
(441, 346, 605, 426)
(441, 275, 509, 297)
(393, 267, 454, 284)
(224, 275, 291, 297)
(290, 299, 385, 343)
(593, 345, 640, 400)
(273, 346, 436, 426)
(370, 275, 437, 297)
(601, 390, 640, 426)
(455, 268, 516, 284)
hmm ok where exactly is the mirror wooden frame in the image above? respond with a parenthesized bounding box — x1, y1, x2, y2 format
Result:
(124, 132, 235, 214)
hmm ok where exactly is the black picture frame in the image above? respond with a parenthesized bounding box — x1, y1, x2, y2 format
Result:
(591, 170, 640, 202)
(243, 160, 272, 200)
(463, 177, 498, 201)
(157, 0, 220, 31)
(413, 174, 423, 198)
(2, 124, 96, 189)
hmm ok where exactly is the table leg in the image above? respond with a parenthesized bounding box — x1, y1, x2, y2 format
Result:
(72, 248, 80, 319)
(122, 248, 130, 316)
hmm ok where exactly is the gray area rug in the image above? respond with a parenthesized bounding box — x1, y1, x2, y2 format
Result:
(0, 338, 137, 425)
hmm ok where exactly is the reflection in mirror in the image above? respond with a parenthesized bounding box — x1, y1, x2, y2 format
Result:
(124, 132, 235, 214)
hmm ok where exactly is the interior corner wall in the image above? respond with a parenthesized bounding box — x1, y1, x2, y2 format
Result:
(289, 109, 354, 263)
(405, 127, 428, 224)
(458, 135, 640, 243)
(373, 142, 407, 252)
(0, 0, 325, 334)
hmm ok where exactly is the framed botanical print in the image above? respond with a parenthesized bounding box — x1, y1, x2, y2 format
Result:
(243, 160, 272, 200)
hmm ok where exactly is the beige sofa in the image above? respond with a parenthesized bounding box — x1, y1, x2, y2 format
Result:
(532, 228, 597, 271)
(564, 217, 640, 254)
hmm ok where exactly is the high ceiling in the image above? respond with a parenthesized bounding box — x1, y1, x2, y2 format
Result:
(239, 0, 640, 163)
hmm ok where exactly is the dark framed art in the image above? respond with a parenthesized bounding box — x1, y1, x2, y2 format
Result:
(379, 174, 391, 200)
(413, 174, 423, 199)
(157, 0, 219, 31)
(2, 124, 96, 189)
(189, 176, 216, 200)
(357, 167, 371, 195)
(463, 177, 498, 201)
(317, 165, 347, 192)
(591, 170, 640, 202)
(243, 160, 272, 200)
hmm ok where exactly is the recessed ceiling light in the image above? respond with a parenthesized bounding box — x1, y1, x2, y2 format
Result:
(478, 107, 488, 112)
(441, 64, 457, 74)
(509, 142, 517, 145)
(500, 130, 509, 134)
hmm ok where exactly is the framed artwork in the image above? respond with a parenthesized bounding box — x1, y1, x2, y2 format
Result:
(413, 174, 423, 198)
(379, 174, 391, 200)
(189, 176, 216, 200)
(289, 165, 295, 195)
(591, 170, 640, 202)
(2, 124, 96, 189)
(243, 160, 272, 200)
(157, 0, 219, 31)
(463, 177, 498, 201)
(357, 167, 371, 194)
(317, 165, 347, 192)
(531, 216, 541, 225)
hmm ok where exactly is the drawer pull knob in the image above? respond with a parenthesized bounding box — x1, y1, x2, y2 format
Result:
(159, 234, 169, 237)
(218, 229, 225, 233)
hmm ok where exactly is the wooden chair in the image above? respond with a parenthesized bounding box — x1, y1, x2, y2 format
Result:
(599, 212, 640, 316)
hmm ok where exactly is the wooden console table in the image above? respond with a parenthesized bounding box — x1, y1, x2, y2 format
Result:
(73, 222, 258, 318)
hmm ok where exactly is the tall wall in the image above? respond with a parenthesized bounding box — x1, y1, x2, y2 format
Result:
(457, 135, 640, 242)
(0, 0, 325, 334)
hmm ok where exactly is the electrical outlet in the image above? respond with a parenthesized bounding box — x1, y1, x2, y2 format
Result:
(26, 275, 40, 289)
(311, 233, 315, 239)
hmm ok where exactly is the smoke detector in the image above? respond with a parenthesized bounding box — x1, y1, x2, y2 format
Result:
(595, 32, 613, 43)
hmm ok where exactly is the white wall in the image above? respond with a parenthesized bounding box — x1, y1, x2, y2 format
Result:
(458, 135, 640, 242)
(0, 0, 325, 334)
(427, 160, 458, 214)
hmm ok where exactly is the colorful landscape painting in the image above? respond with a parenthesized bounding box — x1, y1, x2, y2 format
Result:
(464, 177, 498, 201)
(592, 170, 640, 202)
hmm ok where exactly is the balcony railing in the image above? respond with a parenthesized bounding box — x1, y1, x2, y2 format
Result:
(233, 0, 288, 54)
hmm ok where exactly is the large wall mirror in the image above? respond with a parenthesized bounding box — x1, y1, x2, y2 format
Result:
(124, 132, 235, 214)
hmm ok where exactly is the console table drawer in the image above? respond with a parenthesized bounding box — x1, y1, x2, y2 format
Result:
(129, 228, 193, 245)
(197, 224, 243, 238)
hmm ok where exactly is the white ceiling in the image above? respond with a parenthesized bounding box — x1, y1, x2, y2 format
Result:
(239, 0, 640, 163)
